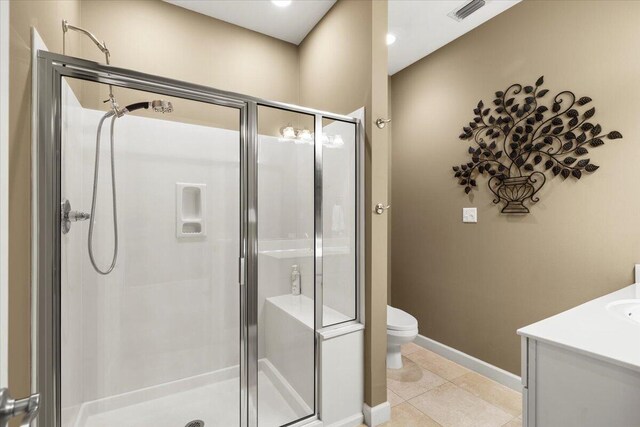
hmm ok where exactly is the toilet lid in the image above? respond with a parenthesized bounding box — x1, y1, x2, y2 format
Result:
(387, 305, 418, 331)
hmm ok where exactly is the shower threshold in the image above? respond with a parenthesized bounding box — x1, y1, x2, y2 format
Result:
(64, 359, 310, 427)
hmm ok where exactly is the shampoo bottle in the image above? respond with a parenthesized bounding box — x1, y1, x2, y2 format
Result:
(291, 264, 301, 296)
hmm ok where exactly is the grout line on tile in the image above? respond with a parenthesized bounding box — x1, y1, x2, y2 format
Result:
(409, 381, 514, 426)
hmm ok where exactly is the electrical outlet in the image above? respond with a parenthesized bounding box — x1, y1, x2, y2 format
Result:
(463, 207, 477, 223)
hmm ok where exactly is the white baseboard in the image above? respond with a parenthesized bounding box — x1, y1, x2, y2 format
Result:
(414, 334, 522, 392)
(362, 401, 390, 426)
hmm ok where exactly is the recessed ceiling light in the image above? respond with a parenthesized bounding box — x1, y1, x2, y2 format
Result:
(386, 33, 397, 46)
(271, 0, 292, 7)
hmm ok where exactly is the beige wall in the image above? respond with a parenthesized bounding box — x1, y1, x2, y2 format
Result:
(79, 0, 299, 105)
(8, 0, 300, 400)
(367, 0, 389, 407)
(387, 75, 393, 303)
(299, 0, 370, 115)
(300, 0, 389, 406)
(390, 0, 640, 375)
(9, 0, 82, 401)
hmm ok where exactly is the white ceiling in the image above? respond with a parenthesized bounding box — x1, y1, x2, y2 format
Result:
(166, 0, 520, 75)
(388, 0, 521, 75)
(165, 0, 336, 45)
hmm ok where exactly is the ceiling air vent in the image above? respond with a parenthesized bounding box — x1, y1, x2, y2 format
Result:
(448, 0, 486, 21)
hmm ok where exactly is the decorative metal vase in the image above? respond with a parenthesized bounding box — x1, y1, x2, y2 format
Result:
(489, 172, 545, 214)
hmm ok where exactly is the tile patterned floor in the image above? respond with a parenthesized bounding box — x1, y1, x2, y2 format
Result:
(361, 342, 522, 427)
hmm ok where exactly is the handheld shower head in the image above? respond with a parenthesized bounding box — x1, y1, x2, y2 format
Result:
(151, 100, 173, 114)
(122, 100, 174, 115)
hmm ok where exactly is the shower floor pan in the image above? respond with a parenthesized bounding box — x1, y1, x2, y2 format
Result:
(65, 359, 310, 427)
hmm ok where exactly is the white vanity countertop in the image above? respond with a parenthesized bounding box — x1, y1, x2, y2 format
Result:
(518, 284, 640, 373)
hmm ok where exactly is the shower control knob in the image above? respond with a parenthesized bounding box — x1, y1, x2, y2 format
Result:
(61, 199, 90, 235)
(68, 211, 91, 222)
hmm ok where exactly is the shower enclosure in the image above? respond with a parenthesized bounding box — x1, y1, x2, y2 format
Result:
(34, 52, 362, 427)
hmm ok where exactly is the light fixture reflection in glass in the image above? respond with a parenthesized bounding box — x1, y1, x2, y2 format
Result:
(281, 125, 296, 139)
(386, 33, 397, 46)
(322, 134, 344, 148)
(271, 0, 292, 7)
(299, 128, 313, 142)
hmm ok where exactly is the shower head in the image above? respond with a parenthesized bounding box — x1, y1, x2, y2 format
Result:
(151, 100, 173, 114)
(122, 100, 174, 115)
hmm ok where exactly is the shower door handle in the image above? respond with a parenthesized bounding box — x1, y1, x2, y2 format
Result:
(239, 257, 245, 286)
(0, 388, 40, 427)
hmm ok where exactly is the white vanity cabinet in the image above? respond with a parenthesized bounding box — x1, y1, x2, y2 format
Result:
(519, 284, 640, 427)
(520, 337, 640, 427)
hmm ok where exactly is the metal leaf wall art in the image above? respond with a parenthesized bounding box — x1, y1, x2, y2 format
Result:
(452, 76, 623, 214)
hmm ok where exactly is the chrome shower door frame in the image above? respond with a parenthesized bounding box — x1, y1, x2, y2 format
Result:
(35, 51, 249, 427)
(35, 51, 363, 427)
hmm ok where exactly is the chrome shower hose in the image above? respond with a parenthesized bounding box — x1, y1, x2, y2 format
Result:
(87, 112, 119, 275)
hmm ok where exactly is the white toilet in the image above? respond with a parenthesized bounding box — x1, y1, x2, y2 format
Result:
(387, 305, 419, 369)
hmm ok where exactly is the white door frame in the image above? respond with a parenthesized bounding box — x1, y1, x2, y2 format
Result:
(0, 0, 11, 388)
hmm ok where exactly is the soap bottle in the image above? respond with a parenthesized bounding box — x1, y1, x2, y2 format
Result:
(291, 264, 301, 296)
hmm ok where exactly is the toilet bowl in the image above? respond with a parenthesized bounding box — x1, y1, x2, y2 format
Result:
(387, 305, 419, 369)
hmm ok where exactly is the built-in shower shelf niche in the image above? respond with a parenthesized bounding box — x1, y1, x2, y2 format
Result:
(176, 183, 206, 238)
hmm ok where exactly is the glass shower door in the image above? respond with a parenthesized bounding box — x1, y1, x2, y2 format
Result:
(255, 105, 316, 426)
(59, 77, 243, 427)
